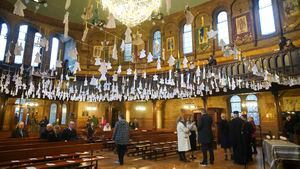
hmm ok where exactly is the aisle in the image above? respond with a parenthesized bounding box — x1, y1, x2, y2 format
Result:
(97, 148, 262, 169)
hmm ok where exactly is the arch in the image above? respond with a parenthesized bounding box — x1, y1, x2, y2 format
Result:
(216, 11, 230, 45)
(230, 95, 241, 113)
(182, 23, 193, 55)
(49, 103, 57, 124)
(246, 94, 259, 125)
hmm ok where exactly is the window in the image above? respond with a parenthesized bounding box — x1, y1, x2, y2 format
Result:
(246, 94, 260, 125)
(217, 11, 230, 45)
(153, 30, 161, 59)
(50, 37, 60, 70)
(258, 0, 276, 35)
(49, 103, 57, 124)
(230, 95, 241, 116)
(31, 32, 42, 67)
(0, 23, 8, 61)
(61, 104, 67, 125)
(15, 25, 28, 64)
(183, 24, 193, 54)
(124, 43, 132, 62)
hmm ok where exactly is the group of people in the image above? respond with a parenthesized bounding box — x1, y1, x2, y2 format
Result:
(11, 120, 78, 142)
(176, 110, 258, 166)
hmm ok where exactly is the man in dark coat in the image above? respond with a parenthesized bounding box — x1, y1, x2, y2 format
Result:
(62, 121, 78, 141)
(197, 111, 214, 166)
(230, 111, 252, 164)
(218, 113, 231, 160)
(48, 125, 62, 142)
(113, 114, 129, 165)
(11, 121, 28, 138)
(40, 124, 53, 139)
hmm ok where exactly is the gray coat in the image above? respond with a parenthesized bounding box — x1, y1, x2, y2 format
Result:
(113, 119, 129, 145)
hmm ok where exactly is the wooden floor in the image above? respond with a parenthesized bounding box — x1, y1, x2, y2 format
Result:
(98, 148, 263, 169)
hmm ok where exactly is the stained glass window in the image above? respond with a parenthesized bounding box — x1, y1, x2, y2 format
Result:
(217, 11, 230, 45)
(153, 31, 161, 59)
(61, 104, 67, 125)
(230, 95, 241, 116)
(49, 103, 57, 124)
(183, 24, 193, 54)
(246, 94, 260, 125)
(124, 43, 132, 62)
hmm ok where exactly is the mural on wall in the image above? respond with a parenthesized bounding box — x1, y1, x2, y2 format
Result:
(281, 96, 300, 112)
(166, 37, 175, 51)
(282, 0, 300, 31)
(195, 14, 211, 52)
(231, 0, 253, 44)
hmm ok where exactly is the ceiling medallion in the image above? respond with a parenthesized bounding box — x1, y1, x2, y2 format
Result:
(101, 0, 161, 27)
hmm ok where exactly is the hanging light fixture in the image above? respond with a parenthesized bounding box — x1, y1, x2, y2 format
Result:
(101, 0, 161, 27)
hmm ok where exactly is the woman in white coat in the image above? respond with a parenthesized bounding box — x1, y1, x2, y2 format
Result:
(177, 115, 191, 162)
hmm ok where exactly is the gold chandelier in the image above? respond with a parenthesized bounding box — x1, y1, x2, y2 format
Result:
(101, 0, 161, 27)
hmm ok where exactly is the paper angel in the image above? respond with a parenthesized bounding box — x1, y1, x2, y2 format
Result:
(207, 29, 218, 39)
(14, 43, 23, 56)
(143, 72, 147, 79)
(127, 67, 132, 75)
(90, 76, 98, 86)
(95, 57, 101, 66)
(105, 14, 116, 29)
(39, 37, 49, 51)
(56, 60, 62, 68)
(153, 75, 158, 81)
(132, 31, 144, 46)
(34, 52, 41, 64)
(98, 61, 108, 74)
(65, 0, 71, 10)
(117, 65, 122, 74)
(182, 56, 188, 68)
(112, 73, 118, 82)
(147, 52, 153, 63)
(139, 49, 146, 59)
(81, 26, 89, 42)
(13, 0, 26, 17)
(120, 40, 125, 52)
(106, 61, 112, 70)
(112, 43, 118, 60)
(157, 59, 161, 70)
(73, 61, 81, 74)
(125, 27, 132, 43)
(5, 51, 11, 63)
(63, 12, 69, 37)
(185, 5, 194, 25)
(84, 77, 88, 86)
(168, 54, 176, 66)
(20, 65, 24, 75)
(81, 2, 93, 21)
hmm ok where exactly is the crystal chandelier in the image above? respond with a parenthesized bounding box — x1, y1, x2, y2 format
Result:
(101, 0, 161, 27)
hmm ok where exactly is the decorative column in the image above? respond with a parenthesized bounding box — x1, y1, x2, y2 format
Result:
(152, 100, 166, 129)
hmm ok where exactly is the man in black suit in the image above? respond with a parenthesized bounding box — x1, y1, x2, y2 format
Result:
(62, 121, 78, 141)
(11, 121, 28, 138)
(197, 111, 214, 166)
(40, 124, 53, 139)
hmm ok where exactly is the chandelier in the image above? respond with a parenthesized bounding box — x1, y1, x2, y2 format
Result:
(101, 0, 161, 27)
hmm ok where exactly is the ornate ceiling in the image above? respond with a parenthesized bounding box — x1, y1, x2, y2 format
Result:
(7, 0, 210, 24)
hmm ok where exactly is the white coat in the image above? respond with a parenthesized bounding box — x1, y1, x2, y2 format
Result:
(177, 121, 191, 152)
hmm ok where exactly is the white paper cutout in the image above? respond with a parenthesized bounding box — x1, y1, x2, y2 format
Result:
(157, 59, 161, 70)
(182, 56, 188, 68)
(63, 12, 69, 38)
(105, 14, 116, 29)
(168, 54, 175, 66)
(56, 60, 62, 68)
(127, 67, 132, 75)
(34, 52, 41, 64)
(5, 51, 11, 63)
(95, 57, 101, 66)
(139, 49, 146, 59)
(120, 40, 125, 52)
(112, 43, 118, 60)
(13, 0, 26, 17)
(117, 65, 122, 74)
(106, 61, 112, 70)
(65, 0, 71, 10)
(125, 27, 132, 43)
(14, 43, 23, 56)
(147, 52, 153, 63)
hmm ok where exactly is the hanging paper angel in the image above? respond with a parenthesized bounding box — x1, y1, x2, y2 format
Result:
(223, 46, 232, 57)
(34, 52, 41, 64)
(112, 42, 118, 60)
(125, 27, 132, 43)
(143, 72, 147, 79)
(13, 0, 26, 17)
(117, 65, 122, 74)
(39, 37, 49, 51)
(56, 60, 62, 68)
(112, 73, 118, 82)
(127, 67, 132, 75)
(207, 29, 218, 39)
(5, 51, 11, 63)
(153, 74, 158, 81)
(157, 59, 161, 70)
(95, 57, 101, 66)
(132, 31, 144, 46)
(105, 14, 116, 29)
(72, 61, 81, 74)
(139, 49, 146, 59)
(65, 0, 71, 10)
(14, 42, 23, 56)
(168, 54, 176, 66)
(69, 48, 78, 59)
(182, 56, 188, 69)
(185, 5, 194, 25)
(106, 61, 112, 70)
(120, 40, 125, 52)
(98, 61, 108, 75)
(84, 77, 88, 86)
(147, 52, 153, 63)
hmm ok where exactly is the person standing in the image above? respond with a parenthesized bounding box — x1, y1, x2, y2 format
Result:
(39, 116, 49, 135)
(176, 115, 191, 162)
(218, 113, 231, 160)
(283, 115, 295, 142)
(87, 122, 95, 142)
(248, 117, 257, 154)
(11, 121, 28, 138)
(241, 114, 254, 162)
(186, 115, 197, 160)
(48, 125, 62, 142)
(112, 114, 129, 165)
(197, 111, 214, 166)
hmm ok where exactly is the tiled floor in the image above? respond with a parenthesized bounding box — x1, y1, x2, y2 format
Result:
(98, 148, 263, 169)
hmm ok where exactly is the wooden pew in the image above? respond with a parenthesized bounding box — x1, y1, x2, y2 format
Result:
(0, 143, 103, 163)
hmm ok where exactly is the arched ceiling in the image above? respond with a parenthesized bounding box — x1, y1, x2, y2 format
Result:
(7, 0, 210, 24)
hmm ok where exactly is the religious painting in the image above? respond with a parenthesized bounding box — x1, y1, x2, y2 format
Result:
(166, 37, 175, 51)
(283, 0, 300, 17)
(235, 15, 248, 35)
(232, 13, 253, 44)
(196, 25, 210, 52)
(124, 43, 132, 62)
